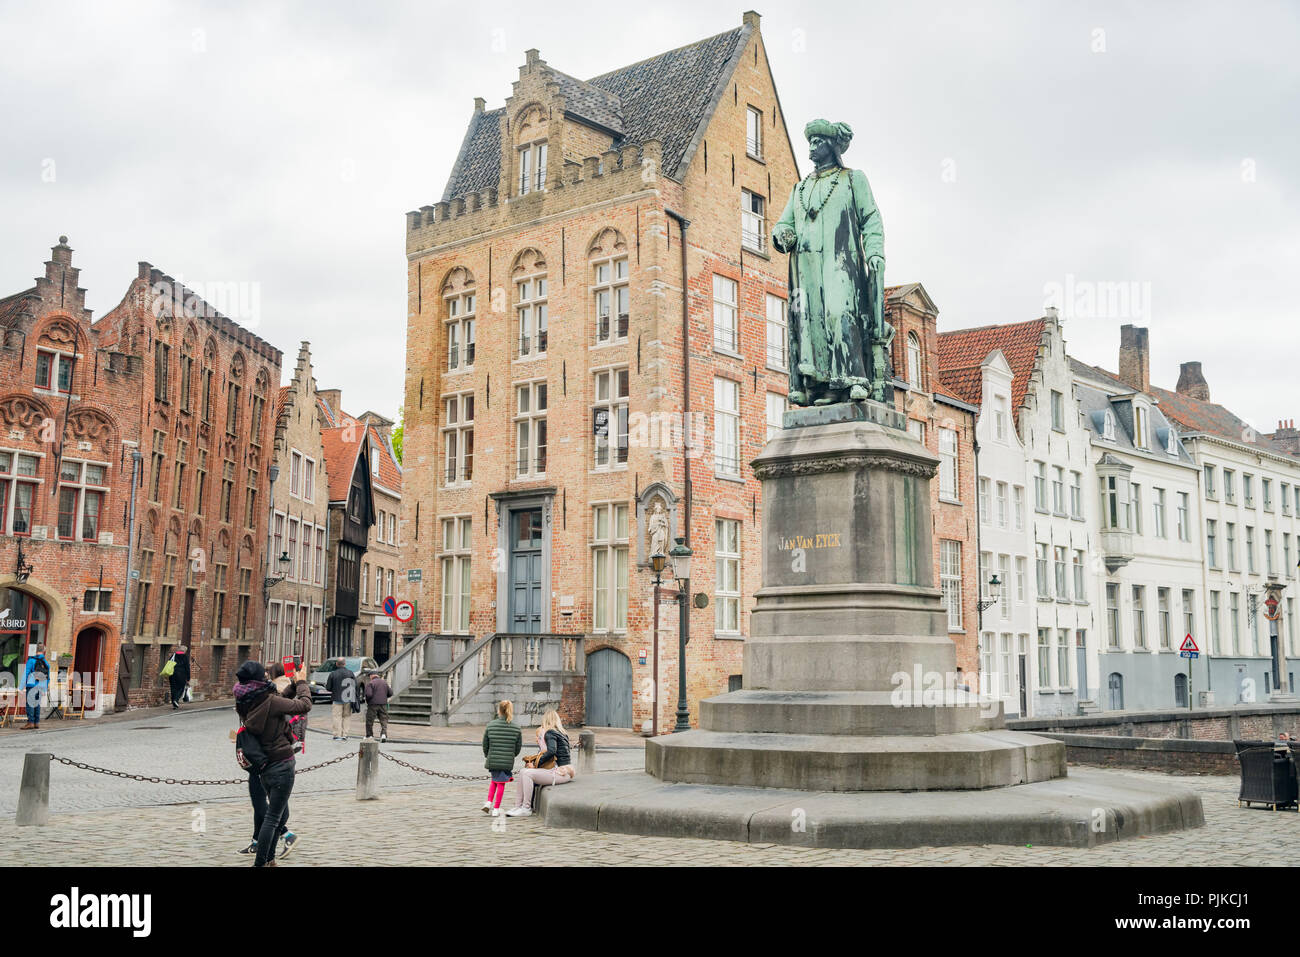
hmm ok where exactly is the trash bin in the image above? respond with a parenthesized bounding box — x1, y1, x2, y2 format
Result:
(1234, 740, 1299, 810)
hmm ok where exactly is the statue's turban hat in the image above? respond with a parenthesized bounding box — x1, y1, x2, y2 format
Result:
(803, 119, 853, 152)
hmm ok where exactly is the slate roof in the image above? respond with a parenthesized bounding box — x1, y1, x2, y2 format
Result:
(936, 319, 1047, 412)
(0, 289, 38, 327)
(442, 25, 749, 201)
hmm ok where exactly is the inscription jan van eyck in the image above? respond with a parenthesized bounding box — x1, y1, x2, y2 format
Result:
(776, 532, 843, 551)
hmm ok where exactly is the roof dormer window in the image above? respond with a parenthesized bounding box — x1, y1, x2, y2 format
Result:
(1103, 411, 1116, 441)
(1133, 404, 1149, 449)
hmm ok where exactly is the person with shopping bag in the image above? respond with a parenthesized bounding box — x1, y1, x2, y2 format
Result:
(161, 645, 191, 709)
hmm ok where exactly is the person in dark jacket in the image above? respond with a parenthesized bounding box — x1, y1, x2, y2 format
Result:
(233, 661, 299, 859)
(507, 709, 574, 817)
(167, 645, 191, 710)
(237, 659, 312, 867)
(481, 700, 522, 817)
(324, 658, 356, 741)
(364, 670, 392, 742)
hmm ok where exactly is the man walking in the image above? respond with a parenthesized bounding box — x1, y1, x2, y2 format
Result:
(21, 644, 51, 730)
(325, 658, 356, 741)
(364, 669, 391, 743)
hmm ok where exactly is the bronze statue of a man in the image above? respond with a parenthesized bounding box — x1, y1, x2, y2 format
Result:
(772, 119, 894, 406)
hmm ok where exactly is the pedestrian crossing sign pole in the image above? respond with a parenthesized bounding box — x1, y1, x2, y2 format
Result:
(1179, 635, 1200, 709)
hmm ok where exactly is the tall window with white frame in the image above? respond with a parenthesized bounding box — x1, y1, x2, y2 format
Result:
(442, 392, 474, 486)
(518, 140, 547, 194)
(1057, 628, 1071, 688)
(1037, 629, 1051, 688)
(1072, 549, 1085, 601)
(993, 395, 1007, 441)
(592, 504, 629, 634)
(746, 105, 763, 159)
(439, 517, 471, 634)
(515, 380, 548, 478)
(1106, 582, 1121, 648)
(1158, 587, 1172, 649)
(716, 518, 742, 636)
(516, 273, 547, 359)
(714, 378, 741, 477)
(765, 294, 787, 370)
(998, 554, 1011, 618)
(1177, 491, 1190, 541)
(765, 391, 787, 442)
(1036, 543, 1050, 599)
(907, 333, 922, 388)
(713, 275, 738, 353)
(592, 256, 629, 345)
(593, 368, 629, 470)
(741, 190, 766, 253)
(56, 459, 106, 541)
(446, 289, 476, 373)
(1132, 585, 1147, 649)
(940, 540, 963, 631)
(938, 428, 958, 501)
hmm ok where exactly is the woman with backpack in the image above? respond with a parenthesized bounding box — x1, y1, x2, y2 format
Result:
(234, 659, 312, 867)
(481, 699, 522, 817)
(506, 709, 574, 818)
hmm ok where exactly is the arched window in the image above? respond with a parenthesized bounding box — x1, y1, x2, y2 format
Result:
(907, 332, 922, 387)
(442, 268, 476, 373)
(512, 249, 548, 359)
(589, 228, 629, 345)
(1174, 673, 1188, 708)
(0, 589, 50, 691)
(515, 105, 548, 195)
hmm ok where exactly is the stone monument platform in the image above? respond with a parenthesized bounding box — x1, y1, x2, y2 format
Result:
(543, 405, 1204, 848)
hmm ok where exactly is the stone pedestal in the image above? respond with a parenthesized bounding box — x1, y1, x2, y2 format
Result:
(647, 406, 1066, 791)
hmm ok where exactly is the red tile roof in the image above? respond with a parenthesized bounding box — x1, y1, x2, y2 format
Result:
(1149, 384, 1288, 454)
(321, 425, 362, 503)
(935, 319, 1047, 412)
(365, 422, 402, 494)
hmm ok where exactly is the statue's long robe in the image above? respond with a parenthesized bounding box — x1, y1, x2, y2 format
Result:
(772, 167, 884, 399)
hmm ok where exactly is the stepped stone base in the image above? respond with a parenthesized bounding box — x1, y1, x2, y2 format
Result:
(646, 727, 1065, 791)
(537, 768, 1205, 849)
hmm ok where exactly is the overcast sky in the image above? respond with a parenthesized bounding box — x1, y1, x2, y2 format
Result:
(2, 0, 1296, 429)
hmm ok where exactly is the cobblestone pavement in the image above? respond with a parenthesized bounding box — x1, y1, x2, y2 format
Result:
(0, 709, 645, 816)
(3, 710, 1299, 864)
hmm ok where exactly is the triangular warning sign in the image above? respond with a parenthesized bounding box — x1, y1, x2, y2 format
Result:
(1180, 634, 1199, 653)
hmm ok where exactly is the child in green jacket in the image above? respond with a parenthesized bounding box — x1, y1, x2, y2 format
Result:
(481, 699, 522, 817)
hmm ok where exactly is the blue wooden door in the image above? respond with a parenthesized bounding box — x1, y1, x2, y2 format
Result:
(586, 648, 632, 728)
(510, 509, 543, 634)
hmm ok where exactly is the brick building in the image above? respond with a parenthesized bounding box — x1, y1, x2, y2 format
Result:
(0, 238, 138, 715)
(264, 342, 331, 666)
(99, 262, 282, 705)
(400, 12, 801, 729)
(886, 283, 981, 677)
(0, 238, 282, 711)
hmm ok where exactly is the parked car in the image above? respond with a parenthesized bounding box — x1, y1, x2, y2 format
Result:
(306, 657, 379, 705)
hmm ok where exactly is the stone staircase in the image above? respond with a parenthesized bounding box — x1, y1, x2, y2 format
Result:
(381, 632, 586, 727)
(1077, 699, 1102, 716)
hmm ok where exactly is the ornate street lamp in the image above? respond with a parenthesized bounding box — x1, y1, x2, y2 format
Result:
(669, 537, 693, 732)
(977, 573, 1002, 613)
(264, 551, 291, 591)
(14, 540, 33, 584)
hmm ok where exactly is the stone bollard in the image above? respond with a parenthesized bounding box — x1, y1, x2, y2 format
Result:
(577, 730, 596, 776)
(356, 739, 379, 800)
(16, 752, 51, 827)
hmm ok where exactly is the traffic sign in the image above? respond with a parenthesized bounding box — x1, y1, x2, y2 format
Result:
(1179, 650, 1199, 659)
(1179, 634, 1199, 654)
(383, 596, 397, 616)
(407, 568, 423, 583)
(394, 600, 415, 624)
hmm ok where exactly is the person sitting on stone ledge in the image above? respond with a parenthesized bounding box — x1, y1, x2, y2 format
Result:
(506, 709, 574, 818)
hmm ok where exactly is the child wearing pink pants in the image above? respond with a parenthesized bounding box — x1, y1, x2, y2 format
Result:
(481, 700, 522, 817)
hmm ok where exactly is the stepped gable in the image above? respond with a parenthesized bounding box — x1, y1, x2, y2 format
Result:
(440, 23, 748, 201)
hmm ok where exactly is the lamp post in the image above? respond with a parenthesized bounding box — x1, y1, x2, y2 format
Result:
(649, 551, 667, 736)
(669, 537, 693, 732)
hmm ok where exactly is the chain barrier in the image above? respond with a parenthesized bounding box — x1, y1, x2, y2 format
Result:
(379, 750, 488, 782)
(49, 751, 355, 786)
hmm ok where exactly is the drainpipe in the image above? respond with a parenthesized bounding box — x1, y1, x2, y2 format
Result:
(121, 447, 143, 638)
(663, 207, 692, 544)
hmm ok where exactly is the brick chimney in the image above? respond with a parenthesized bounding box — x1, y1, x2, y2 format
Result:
(743, 10, 762, 28)
(1175, 362, 1210, 402)
(318, 389, 343, 422)
(1273, 419, 1300, 456)
(1118, 324, 1150, 393)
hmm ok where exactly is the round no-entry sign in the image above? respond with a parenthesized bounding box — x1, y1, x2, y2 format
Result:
(394, 600, 415, 623)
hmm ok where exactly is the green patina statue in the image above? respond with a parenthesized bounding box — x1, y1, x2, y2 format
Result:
(772, 119, 894, 406)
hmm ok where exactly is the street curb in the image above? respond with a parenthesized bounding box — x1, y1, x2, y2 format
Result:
(304, 725, 645, 749)
(0, 701, 233, 738)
